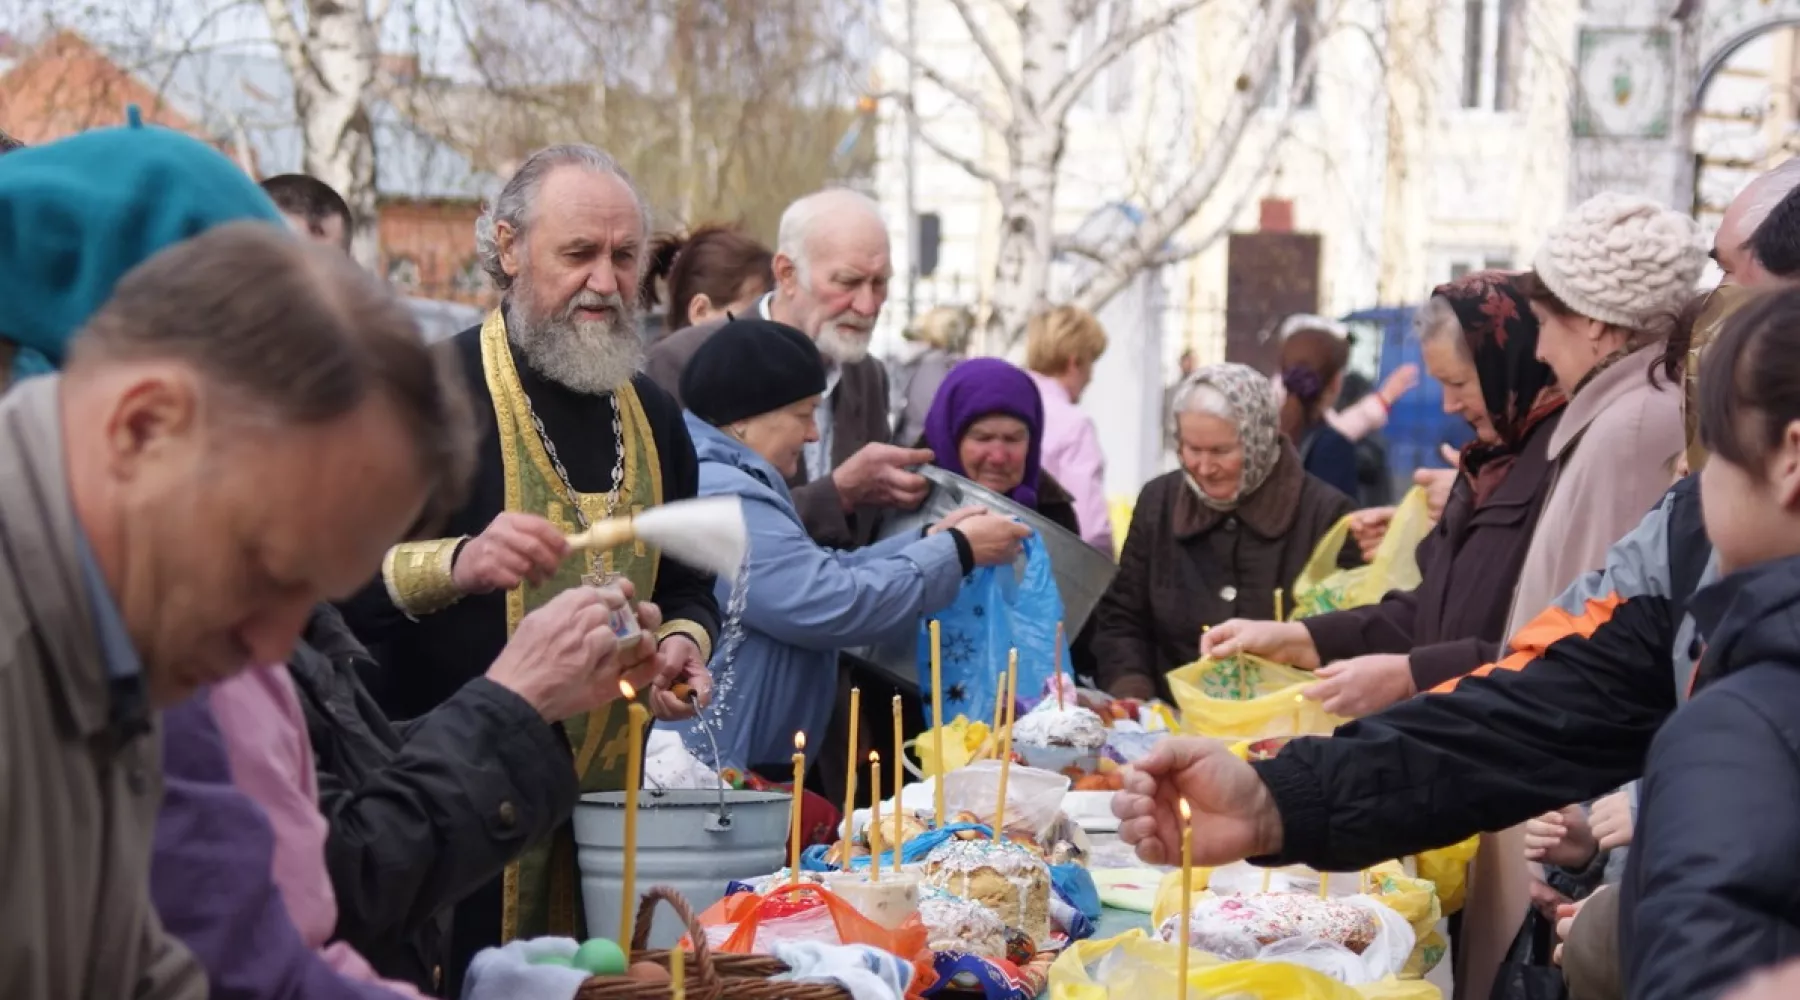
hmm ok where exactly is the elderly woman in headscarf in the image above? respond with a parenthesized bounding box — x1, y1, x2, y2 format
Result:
(1203, 271, 1568, 716)
(1092, 363, 1357, 702)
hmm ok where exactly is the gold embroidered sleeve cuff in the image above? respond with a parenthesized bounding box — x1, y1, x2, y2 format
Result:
(656, 619, 713, 663)
(383, 537, 468, 618)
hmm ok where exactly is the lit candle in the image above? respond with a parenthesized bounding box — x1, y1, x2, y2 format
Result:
(992, 650, 1019, 843)
(929, 620, 946, 828)
(867, 752, 882, 883)
(1293, 692, 1304, 734)
(617, 680, 649, 949)
(1178, 798, 1193, 1000)
(789, 731, 806, 893)
(670, 944, 685, 1000)
(1275, 587, 1285, 623)
(891, 695, 904, 875)
(1054, 622, 1066, 710)
(841, 687, 861, 862)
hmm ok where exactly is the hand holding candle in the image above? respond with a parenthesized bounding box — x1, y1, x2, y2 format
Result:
(617, 680, 649, 949)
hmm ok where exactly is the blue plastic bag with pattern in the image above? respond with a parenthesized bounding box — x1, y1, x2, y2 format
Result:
(916, 532, 1069, 726)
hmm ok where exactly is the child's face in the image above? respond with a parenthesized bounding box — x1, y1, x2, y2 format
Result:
(1701, 421, 1800, 575)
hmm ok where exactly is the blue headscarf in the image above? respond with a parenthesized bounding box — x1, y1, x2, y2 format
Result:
(0, 107, 285, 383)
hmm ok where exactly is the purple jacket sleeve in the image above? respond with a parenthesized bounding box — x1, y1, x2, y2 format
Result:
(152, 695, 402, 1000)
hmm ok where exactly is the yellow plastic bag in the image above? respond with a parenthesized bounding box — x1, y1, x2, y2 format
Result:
(1415, 835, 1480, 916)
(908, 716, 991, 776)
(1291, 487, 1434, 620)
(1168, 655, 1345, 741)
(1048, 930, 1441, 1000)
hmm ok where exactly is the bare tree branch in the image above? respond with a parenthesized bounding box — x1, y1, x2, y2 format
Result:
(368, 0, 396, 32)
(261, 0, 315, 85)
(902, 92, 1007, 189)
(875, 21, 1012, 132)
(1053, 237, 1107, 262)
(1068, 0, 1324, 311)
(1045, 0, 1213, 122)
(944, 0, 1021, 99)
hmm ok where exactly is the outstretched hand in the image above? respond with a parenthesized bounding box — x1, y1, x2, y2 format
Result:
(1111, 737, 1283, 867)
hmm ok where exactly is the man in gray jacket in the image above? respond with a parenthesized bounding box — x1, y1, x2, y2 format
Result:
(0, 125, 472, 999)
(646, 188, 930, 550)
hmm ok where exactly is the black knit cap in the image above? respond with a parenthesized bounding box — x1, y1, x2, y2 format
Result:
(681, 316, 828, 426)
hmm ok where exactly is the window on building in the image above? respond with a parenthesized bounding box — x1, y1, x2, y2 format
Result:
(1461, 0, 1522, 111)
(1259, 0, 1319, 111)
(1072, 0, 1136, 114)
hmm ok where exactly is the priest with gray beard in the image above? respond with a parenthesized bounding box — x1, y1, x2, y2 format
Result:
(340, 143, 719, 991)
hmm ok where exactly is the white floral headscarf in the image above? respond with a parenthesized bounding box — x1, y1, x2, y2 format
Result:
(1170, 362, 1282, 511)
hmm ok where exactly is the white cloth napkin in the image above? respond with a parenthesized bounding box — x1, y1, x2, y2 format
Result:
(458, 937, 588, 1000)
(769, 941, 912, 1000)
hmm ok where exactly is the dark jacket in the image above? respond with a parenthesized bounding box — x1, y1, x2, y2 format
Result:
(645, 314, 894, 549)
(1622, 555, 1800, 1000)
(1296, 421, 1359, 500)
(1302, 409, 1562, 690)
(1092, 444, 1355, 702)
(1249, 476, 1716, 871)
(291, 606, 576, 995)
(153, 695, 397, 1000)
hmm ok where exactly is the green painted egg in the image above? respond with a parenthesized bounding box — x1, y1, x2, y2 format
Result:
(571, 938, 628, 975)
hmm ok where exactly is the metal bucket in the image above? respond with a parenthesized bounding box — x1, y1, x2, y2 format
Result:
(573, 789, 791, 948)
(848, 466, 1118, 690)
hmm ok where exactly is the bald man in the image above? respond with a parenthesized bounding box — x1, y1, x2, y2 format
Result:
(645, 189, 929, 551)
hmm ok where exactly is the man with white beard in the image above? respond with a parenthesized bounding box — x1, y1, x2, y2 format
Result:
(339, 144, 720, 985)
(647, 188, 931, 549)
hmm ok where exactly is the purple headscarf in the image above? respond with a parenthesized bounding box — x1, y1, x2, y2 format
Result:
(922, 357, 1045, 508)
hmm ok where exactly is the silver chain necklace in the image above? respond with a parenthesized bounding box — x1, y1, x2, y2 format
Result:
(521, 388, 625, 586)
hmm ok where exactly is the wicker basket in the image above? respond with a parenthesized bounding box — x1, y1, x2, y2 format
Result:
(575, 886, 850, 1000)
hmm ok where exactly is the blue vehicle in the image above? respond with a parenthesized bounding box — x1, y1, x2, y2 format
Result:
(1343, 306, 1473, 501)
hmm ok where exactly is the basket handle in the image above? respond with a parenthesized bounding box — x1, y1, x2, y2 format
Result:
(629, 885, 718, 986)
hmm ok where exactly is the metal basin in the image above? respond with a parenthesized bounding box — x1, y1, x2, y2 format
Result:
(847, 465, 1118, 690)
(573, 789, 791, 948)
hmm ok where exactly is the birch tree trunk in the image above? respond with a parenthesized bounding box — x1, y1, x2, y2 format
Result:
(884, 0, 1322, 349)
(263, 0, 384, 268)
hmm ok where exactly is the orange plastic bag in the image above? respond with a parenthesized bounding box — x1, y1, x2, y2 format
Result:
(696, 884, 937, 995)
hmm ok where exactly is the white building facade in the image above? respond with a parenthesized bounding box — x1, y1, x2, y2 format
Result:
(871, 0, 1800, 502)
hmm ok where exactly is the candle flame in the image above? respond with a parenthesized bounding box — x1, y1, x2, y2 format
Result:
(869, 750, 879, 763)
(619, 680, 636, 700)
(794, 731, 806, 750)
(1179, 798, 1192, 822)
(1293, 694, 1305, 705)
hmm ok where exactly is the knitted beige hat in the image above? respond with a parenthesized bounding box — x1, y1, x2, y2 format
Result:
(1532, 191, 1706, 333)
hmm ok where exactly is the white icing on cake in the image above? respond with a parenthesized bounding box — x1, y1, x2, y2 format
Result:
(1012, 705, 1107, 750)
(918, 889, 1008, 958)
(924, 838, 1044, 876)
(922, 839, 1053, 949)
